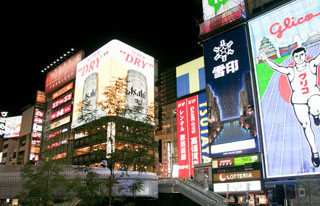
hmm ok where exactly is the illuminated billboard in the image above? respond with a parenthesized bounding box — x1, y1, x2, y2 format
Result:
(204, 25, 259, 158)
(72, 40, 154, 128)
(30, 108, 44, 161)
(176, 57, 205, 98)
(248, 0, 320, 178)
(4, 116, 22, 138)
(176, 93, 210, 178)
(200, 0, 246, 34)
(0, 111, 8, 137)
(45, 51, 83, 94)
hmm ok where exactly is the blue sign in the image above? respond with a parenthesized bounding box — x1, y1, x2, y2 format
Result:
(204, 25, 260, 158)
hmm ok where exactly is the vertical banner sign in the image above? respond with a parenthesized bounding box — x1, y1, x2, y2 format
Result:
(204, 25, 259, 158)
(198, 93, 211, 163)
(187, 96, 201, 176)
(0, 111, 8, 137)
(248, 0, 320, 178)
(176, 99, 190, 178)
(176, 93, 209, 177)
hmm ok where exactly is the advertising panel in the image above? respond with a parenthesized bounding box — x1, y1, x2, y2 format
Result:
(72, 40, 154, 128)
(176, 57, 205, 98)
(45, 51, 83, 94)
(30, 108, 44, 161)
(52, 93, 72, 109)
(50, 104, 72, 120)
(200, 0, 246, 34)
(176, 98, 190, 178)
(213, 170, 261, 183)
(36, 91, 46, 103)
(50, 116, 70, 130)
(4, 116, 22, 138)
(248, 0, 320, 178)
(0, 111, 8, 137)
(204, 25, 259, 158)
(213, 180, 261, 193)
(176, 93, 210, 178)
(52, 82, 73, 100)
(212, 154, 260, 168)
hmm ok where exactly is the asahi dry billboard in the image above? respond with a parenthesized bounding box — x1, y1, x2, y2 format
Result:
(72, 40, 154, 128)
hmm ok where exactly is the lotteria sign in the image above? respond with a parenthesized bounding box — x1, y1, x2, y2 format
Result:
(214, 170, 261, 183)
(248, 0, 320, 178)
(176, 93, 210, 178)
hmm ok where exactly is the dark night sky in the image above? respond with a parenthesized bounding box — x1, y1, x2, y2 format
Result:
(1, 1, 204, 116)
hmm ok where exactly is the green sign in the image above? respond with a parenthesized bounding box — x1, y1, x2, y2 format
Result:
(208, 0, 228, 14)
(234, 155, 259, 166)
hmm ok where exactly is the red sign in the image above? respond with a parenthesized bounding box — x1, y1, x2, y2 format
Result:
(176, 99, 190, 178)
(52, 93, 72, 109)
(187, 96, 201, 176)
(45, 51, 83, 94)
(218, 158, 234, 167)
(50, 105, 72, 120)
(176, 95, 203, 178)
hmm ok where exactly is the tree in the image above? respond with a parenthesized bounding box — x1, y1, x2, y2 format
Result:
(74, 76, 157, 206)
(19, 160, 75, 206)
(74, 167, 105, 206)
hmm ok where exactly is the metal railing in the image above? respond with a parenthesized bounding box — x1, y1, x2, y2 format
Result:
(159, 178, 227, 206)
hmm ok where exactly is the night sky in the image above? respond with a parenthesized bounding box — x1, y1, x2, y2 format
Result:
(1, 1, 204, 116)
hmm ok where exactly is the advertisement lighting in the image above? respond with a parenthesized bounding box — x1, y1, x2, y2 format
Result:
(72, 40, 154, 128)
(213, 180, 261, 193)
(0, 111, 8, 137)
(176, 93, 210, 178)
(52, 82, 73, 100)
(204, 25, 259, 158)
(3, 116, 22, 138)
(52, 93, 72, 109)
(176, 57, 205, 98)
(248, 0, 320, 178)
(213, 170, 261, 183)
(45, 51, 83, 94)
(50, 105, 72, 120)
(36, 91, 46, 103)
(200, 0, 246, 34)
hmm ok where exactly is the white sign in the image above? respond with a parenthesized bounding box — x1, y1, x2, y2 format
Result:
(214, 180, 261, 193)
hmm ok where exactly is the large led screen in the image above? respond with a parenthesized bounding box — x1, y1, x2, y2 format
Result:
(202, 0, 245, 22)
(176, 93, 210, 178)
(72, 40, 154, 128)
(248, 0, 320, 178)
(200, 0, 246, 35)
(176, 57, 206, 98)
(204, 25, 259, 158)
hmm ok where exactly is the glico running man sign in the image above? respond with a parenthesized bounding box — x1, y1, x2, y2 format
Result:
(248, 0, 320, 178)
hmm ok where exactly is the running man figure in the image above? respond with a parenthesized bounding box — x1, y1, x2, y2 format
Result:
(260, 47, 320, 167)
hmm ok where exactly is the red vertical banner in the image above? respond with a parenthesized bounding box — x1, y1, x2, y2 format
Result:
(187, 96, 201, 177)
(176, 99, 190, 178)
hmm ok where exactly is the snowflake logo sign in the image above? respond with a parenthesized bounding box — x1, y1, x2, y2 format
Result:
(213, 39, 234, 62)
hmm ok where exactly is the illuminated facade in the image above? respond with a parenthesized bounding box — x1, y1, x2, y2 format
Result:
(40, 51, 83, 163)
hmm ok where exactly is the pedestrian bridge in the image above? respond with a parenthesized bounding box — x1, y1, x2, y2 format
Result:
(0, 165, 226, 206)
(0, 165, 158, 199)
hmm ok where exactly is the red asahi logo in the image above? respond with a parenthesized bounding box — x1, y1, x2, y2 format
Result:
(270, 12, 320, 38)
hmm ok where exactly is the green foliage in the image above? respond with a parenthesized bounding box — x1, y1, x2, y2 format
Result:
(74, 167, 105, 206)
(19, 160, 75, 206)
